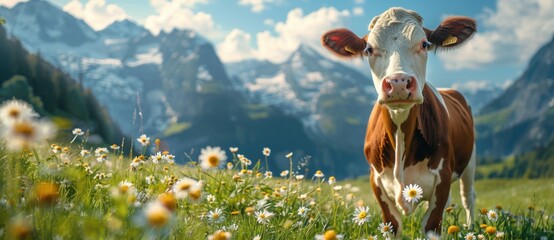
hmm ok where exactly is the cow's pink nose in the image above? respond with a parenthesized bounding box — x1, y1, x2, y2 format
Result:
(382, 74, 417, 101)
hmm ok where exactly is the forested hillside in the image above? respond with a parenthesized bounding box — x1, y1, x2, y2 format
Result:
(0, 26, 122, 143)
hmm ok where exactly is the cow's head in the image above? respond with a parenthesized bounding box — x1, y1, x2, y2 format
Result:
(322, 7, 476, 111)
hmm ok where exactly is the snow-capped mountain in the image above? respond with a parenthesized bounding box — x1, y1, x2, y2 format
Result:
(0, 0, 230, 135)
(227, 44, 376, 148)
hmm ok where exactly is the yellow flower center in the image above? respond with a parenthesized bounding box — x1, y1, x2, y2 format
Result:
(189, 189, 201, 200)
(383, 226, 390, 232)
(212, 213, 219, 219)
(8, 108, 20, 118)
(259, 213, 266, 219)
(408, 189, 417, 198)
(208, 155, 220, 167)
(36, 182, 59, 206)
(358, 211, 367, 219)
(147, 209, 169, 228)
(212, 231, 229, 240)
(179, 183, 191, 191)
(158, 193, 177, 212)
(14, 122, 35, 138)
(119, 185, 129, 194)
(323, 230, 337, 240)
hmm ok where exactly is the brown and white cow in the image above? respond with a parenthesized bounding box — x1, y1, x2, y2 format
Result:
(321, 7, 476, 235)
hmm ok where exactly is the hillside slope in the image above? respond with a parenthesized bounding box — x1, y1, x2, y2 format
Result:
(0, 26, 122, 143)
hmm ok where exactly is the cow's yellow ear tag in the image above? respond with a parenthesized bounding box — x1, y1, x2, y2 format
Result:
(344, 46, 358, 54)
(442, 35, 458, 46)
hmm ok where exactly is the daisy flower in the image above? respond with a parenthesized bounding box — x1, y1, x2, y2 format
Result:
(262, 147, 271, 156)
(226, 162, 234, 170)
(110, 144, 120, 150)
(314, 170, 324, 178)
(137, 134, 150, 147)
(426, 231, 440, 240)
(0, 99, 37, 126)
(208, 208, 225, 223)
(254, 209, 274, 225)
(206, 194, 216, 203)
(280, 170, 289, 177)
(402, 184, 423, 203)
(72, 128, 84, 136)
(144, 201, 172, 229)
(328, 176, 336, 185)
(163, 153, 175, 164)
(150, 152, 163, 164)
(379, 222, 394, 236)
(465, 232, 476, 240)
(2, 119, 54, 151)
(352, 206, 371, 226)
(222, 223, 238, 232)
(208, 230, 231, 240)
(295, 175, 305, 180)
(80, 149, 91, 157)
(297, 206, 309, 217)
(172, 177, 198, 199)
(96, 154, 108, 163)
(199, 146, 227, 170)
(253, 235, 261, 240)
(264, 171, 273, 179)
(315, 230, 344, 240)
(229, 147, 238, 153)
(286, 152, 293, 158)
(487, 209, 498, 221)
(118, 180, 136, 195)
(94, 147, 109, 156)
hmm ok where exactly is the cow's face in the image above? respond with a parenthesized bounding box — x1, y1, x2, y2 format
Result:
(322, 7, 476, 111)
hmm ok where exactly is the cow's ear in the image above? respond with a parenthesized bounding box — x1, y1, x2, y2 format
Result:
(426, 16, 476, 50)
(321, 28, 367, 58)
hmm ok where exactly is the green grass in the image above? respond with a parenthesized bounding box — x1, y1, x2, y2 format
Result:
(0, 130, 553, 239)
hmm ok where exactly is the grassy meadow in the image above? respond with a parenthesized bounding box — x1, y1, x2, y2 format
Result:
(0, 100, 553, 240)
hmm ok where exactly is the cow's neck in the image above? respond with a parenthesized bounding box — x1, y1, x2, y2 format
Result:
(383, 105, 419, 195)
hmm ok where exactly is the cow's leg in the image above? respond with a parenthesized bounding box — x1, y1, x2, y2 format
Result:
(459, 145, 476, 226)
(371, 169, 403, 237)
(422, 171, 451, 234)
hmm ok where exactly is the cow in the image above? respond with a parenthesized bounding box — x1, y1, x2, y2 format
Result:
(321, 7, 476, 236)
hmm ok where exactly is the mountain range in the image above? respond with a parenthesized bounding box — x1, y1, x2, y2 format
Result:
(1, 0, 552, 178)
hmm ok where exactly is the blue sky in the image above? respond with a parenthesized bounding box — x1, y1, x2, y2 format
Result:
(2, 0, 554, 89)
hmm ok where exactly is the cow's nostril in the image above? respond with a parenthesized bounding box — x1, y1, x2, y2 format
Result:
(383, 80, 393, 93)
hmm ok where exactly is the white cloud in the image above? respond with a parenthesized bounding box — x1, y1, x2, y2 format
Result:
(239, 0, 274, 13)
(353, 7, 364, 16)
(0, 0, 25, 8)
(263, 18, 275, 26)
(439, 0, 554, 70)
(218, 7, 350, 63)
(354, 0, 364, 4)
(62, 0, 128, 31)
(144, 0, 217, 37)
(217, 29, 256, 62)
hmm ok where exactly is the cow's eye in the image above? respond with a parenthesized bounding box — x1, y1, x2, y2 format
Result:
(421, 40, 432, 50)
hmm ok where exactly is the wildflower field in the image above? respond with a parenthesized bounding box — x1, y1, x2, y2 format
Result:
(0, 100, 553, 240)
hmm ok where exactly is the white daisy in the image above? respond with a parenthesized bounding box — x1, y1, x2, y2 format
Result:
(285, 152, 293, 158)
(208, 230, 231, 240)
(206, 194, 216, 203)
(264, 171, 273, 179)
(94, 147, 109, 157)
(402, 184, 423, 203)
(295, 174, 305, 180)
(110, 144, 120, 150)
(72, 128, 84, 136)
(80, 149, 91, 157)
(96, 154, 108, 163)
(117, 180, 136, 195)
(254, 209, 274, 224)
(144, 201, 172, 229)
(328, 176, 336, 185)
(280, 170, 289, 177)
(199, 146, 227, 170)
(379, 222, 394, 236)
(487, 210, 498, 221)
(262, 147, 271, 156)
(2, 119, 54, 151)
(315, 230, 344, 240)
(297, 206, 309, 217)
(150, 152, 163, 164)
(229, 147, 238, 153)
(172, 177, 198, 199)
(352, 206, 371, 226)
(145, 175, 155, 185)
(207, 208, 225, 223)
(0, 99, 38, 126)
(314, 170, 324, 178)
(465, 232, 476, 240)
(162, 153, 175, 164)
(137, 134, 150, 147)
